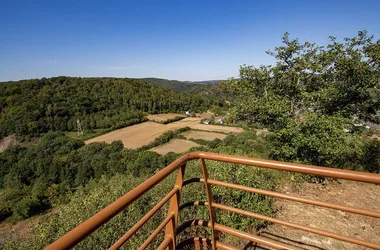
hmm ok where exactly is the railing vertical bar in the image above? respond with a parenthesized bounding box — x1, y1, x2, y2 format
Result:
(157, 237, 172, 250)
(109, 187, 179, 249)
(138, 214, 174, 250)
(200, 158, 218, 250)
(164, 163, 186, 249)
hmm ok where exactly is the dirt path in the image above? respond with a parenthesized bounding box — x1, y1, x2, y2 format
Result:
(258, 180, 380, 249)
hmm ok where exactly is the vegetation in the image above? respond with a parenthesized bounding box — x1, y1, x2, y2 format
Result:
(224, 30, 379, 126)
(158, 116, 185, 124)
(140, 78, 222, 93)
(224, 30, 380, 171)
(139, 127, 191, 150)
(0, 77, 222, 138)
(139, 78, 198, 92)
(1, 30, 379, 248)
(0, 132, 181, 222)
(2, 131, 278, 249)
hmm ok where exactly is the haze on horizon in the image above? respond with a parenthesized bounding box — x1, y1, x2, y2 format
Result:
(1, 0, 379, 82)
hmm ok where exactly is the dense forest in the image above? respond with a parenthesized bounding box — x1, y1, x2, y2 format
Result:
(1, 31, 379, 249)
(140, 78, 222, 92)
(0, 77, 222, 138)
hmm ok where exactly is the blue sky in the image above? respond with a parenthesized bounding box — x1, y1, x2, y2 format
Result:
(1, 0, 379, 81)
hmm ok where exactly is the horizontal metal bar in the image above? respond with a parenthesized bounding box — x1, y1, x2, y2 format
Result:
(156, 237, 172, 250)
(205, 178, 380, 219)
(176, 219, 211, 235)
(109, 187, 179, 249)
(138, 213, 174, 250)
(215, 223, 300, 250)
(46, 152, 380, 249)
(45, 158, 191, 250)
(213, 202, 380, 249)
(216, 241, 240, 250)
(196, 152, 380, 184)
(177, 237, 213, 249)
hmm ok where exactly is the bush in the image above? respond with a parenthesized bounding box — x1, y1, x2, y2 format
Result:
(361, 139, 380, 173)
(12, 196, 45, 220)
(269, 113, 363, 169)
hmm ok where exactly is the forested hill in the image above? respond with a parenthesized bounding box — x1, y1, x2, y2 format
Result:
(139, 78, 197, 92)
(0, 77, 221, 138)
(139, 78, 222, 92)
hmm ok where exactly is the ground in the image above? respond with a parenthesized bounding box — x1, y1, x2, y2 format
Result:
(85, 116, 243, 149)
(147, 113, 184, 122)
(181, 130, 227, 141)
(257, 179, 380, 250)
(149, 139, 201, 154)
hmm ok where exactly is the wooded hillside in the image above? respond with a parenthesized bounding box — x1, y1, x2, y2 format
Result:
(0, 77, 221, 138)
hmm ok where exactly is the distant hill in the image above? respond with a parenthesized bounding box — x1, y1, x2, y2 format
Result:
(185, 80, 222, 85)
(139, 78, 222, 92)
(139, 78, 197, 92)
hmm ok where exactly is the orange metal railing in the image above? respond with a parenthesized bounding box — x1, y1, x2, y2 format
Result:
(45, 152, 380, 250)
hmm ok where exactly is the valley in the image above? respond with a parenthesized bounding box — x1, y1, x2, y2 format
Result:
(85, 115, 242, 151)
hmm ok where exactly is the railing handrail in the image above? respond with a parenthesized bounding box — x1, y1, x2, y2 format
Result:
(45, 152, 380, 250)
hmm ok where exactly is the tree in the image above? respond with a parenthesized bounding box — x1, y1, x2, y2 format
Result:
(223, 31, 379, 126)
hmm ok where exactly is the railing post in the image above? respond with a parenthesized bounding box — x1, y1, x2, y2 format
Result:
(200, 158, 218, 250)
(164, 163, 186, 250)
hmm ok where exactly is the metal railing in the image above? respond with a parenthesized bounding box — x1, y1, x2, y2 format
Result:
(45, 152, 380, 250)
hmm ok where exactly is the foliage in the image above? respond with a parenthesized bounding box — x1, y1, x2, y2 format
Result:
(0, 77, 219, 138)
(223, 31, 380, 126)
(0, 132, 183, 222)
(159, 116, 185, 124)
(140, 77, 198, 92)
(4, 140, 278, 249)
(361, 139, 380, 173)
(139, 127, 191, 151)
(269, 113, 363, 168)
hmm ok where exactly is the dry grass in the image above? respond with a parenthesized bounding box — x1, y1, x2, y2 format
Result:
(191, 124, 243, 134)
(259, 180, 380, 250)
(86, 117, 243, 149)
(149, 139, 200, 154)
(181, 130, 227, 141)
(146, 113, 184, 122)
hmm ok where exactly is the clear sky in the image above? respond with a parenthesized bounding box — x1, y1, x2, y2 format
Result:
(1, 0, 379, 82)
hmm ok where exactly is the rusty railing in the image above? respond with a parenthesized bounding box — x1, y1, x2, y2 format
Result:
(45, 152, 380, 250)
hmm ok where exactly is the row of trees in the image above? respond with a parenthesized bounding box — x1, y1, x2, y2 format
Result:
(0, 77, 223, 137)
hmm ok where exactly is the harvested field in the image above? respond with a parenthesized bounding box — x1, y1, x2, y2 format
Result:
(191, 124, 243, 134)
(181, 130, 227, 141)
(86, 117, 243, 149)
(147, 113, 184, 122)
(149, 139, 200, 154)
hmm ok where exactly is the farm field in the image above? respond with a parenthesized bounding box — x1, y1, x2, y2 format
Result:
(147, 113, 184, 122)
(85, 116, 242, 149)
(181, 130, 227, 141)
(190, 123, 243, 133)
(149, 139, 200, 154)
